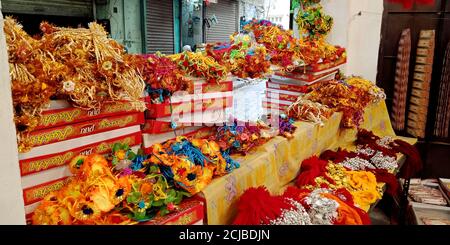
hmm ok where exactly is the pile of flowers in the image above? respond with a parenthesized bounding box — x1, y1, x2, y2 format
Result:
(32, 144, 189, 225)
(4, 18, 146, 152)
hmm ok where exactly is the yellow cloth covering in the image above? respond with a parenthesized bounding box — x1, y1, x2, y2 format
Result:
(200, 101, 416, 225)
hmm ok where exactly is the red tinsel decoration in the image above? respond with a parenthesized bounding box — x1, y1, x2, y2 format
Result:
(233, 187, 293, 225)
(296, 156, 336, 187)
(388, 0, 435, 9)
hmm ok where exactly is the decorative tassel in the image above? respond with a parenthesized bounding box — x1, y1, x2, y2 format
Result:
(233, 187, 293, 225)
(296, 156, 335, 187)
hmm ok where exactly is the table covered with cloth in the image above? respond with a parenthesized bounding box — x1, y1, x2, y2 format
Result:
(200, 101, 416, 225)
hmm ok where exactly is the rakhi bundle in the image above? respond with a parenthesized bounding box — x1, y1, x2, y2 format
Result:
(232, 186, 370, 225)
(4, 18, 67, 151)
(32, 146, 189, 225)
(287, 97, 334, 126)
(206, 34, 271, 79)
(169, 51, 228, 83)
(136, 54, 193, 95)
(4, 18, 146, 152)
(296, 156, 382, 212)
(301, 78, 386, 127)
(211, 119, 274, 155)
(39, 21, 145, 110)
(299, 39, 346, 66)
(147, 136, 240, 194)
(243, 20, 303, 68)
(296, 2, 333, 40)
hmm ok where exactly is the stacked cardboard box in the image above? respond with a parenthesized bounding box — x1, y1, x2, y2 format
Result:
(20, 101, 145, 221)
(142, 78, 234, 153)
(263, 58, 345, 112)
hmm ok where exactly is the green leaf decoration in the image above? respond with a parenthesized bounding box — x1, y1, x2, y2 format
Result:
(149, 165, 159, 173)
(152, 199, 164, 207)
(111, 158, 118, 166)
(112, 143, 121, 153)
(126, 192, 142, 204)
(159, 206, 170, 217)
(128, 151, 136, 161)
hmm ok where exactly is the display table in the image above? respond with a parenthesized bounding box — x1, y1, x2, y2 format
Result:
(200, 101, 416, 225)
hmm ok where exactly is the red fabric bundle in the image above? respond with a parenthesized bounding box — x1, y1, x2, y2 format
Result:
(233, 187, 293, 225)
(296, 156, 335, 187)
(388, 0, 435, 9)
(391, 139, 423, 179)
(368, 169, 400, 196)
(320, 149, 358, 164)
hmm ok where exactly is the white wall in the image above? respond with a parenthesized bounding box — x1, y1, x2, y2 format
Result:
(301, 0, 384, 82)
(0, 3, 27, 225)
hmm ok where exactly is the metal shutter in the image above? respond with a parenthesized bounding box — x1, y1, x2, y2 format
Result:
(146, 0, 174, 54)
(205, 0, 238, 43)
(0, 0, 93, 17)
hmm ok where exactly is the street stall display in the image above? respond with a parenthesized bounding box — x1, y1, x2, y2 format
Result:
(2, 0, 424, 226)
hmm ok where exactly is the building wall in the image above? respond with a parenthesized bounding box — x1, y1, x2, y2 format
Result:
(0, 1, 27, 225)
(265, 0, 290, 29)
(320, 0, 383, 82)
(239, 0, 266, 21)
(96, 0, 143, 54)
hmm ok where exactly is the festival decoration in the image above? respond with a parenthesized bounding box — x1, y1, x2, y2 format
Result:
(4, 18, 146, 152)
(296, 2, 333, 40)
(299, 78, 386, 127)
(169, 51, 228, 84)
(147, 136, 240, 194)
(206, 33, 271, 79)
(232, 186, 370, 225)
(287, 97, 334, 126)
(136, 53, 193, 96)
(32, 147, 190, 225)
(211, 119, 274, 155)
(242, 20, 304, 68)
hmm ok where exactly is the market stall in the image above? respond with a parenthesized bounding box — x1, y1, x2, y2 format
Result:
(0, 0, 426, 226)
